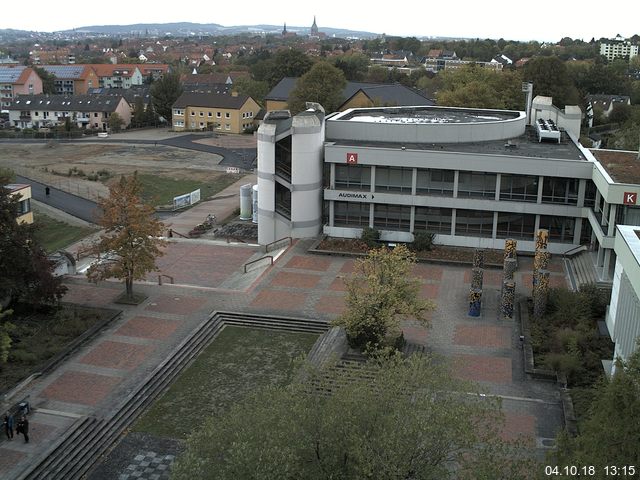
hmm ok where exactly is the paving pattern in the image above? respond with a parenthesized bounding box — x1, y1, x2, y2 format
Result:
(0, 238, 570, 479)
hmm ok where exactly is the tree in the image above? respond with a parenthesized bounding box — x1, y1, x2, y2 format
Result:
(32, 66, 56, 94)
(553, 342, 640, 472)
(288, 61, 347, 114)
(0, 173, 67, 306)
(150, 72, 183, 122)
(171, 355, 537, 480)
(132, 97, 146, 127)
(251, 49, 314, 88)
(0, 306, 15, 364)
(332, 54, 370, 81)
(523, 56, 580, 108)
(87, 173, 165, 299)
(108, 112, 124, 132)
(332, 245, 435, 352)
(144, 99, 159, 126)
(232, 77, 269, 106)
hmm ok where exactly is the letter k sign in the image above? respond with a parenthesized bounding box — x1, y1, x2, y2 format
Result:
(623, 192, 637, 205)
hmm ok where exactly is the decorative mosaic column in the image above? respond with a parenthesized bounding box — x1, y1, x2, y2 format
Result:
(473, 248, 485, 269)
(535, 229, 549, 251)
(533, 269, 550, 319)
(468, 288, 482, 317)
(501, 280, 516, 319)
(504, 238, 518, 265)
(471, 267, 484, 290)
(503, 257, 517, 281)
(533, 250, 551, 293)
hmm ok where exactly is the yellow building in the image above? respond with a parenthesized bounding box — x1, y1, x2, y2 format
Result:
(7, 184, 33, 224)
(171, 92, 260, 134)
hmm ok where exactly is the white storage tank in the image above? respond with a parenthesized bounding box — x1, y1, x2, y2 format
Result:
(239, 183, 252, 220)
(252, 184, 258, 224)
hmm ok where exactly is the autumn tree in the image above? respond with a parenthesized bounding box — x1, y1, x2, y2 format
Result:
(87, 173, 165, 300)
(150, 72, 184, 122)
(108, 112, 124, 132)
(171, 355, 537, 480)
(288, 61, 347, 114)
(332, 245, 434, 353)
(250, 48, 314, 88)
(0, 172, 66, 306)
(553, 342, 640, 473)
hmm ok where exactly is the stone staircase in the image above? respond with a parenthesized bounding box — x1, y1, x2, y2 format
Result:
(564, 251, 611, 291)
(16, 312, 328, 480)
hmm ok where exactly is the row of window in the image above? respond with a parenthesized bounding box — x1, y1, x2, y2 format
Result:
(174, 110, 255, 119)
(334, 165, 584, 205)
(333, 202, 577, 242)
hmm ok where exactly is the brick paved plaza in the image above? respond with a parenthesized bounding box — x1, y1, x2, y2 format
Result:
(0, 239, 569, 478)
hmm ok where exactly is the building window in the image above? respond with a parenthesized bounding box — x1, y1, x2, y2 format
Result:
(375, 167, 413, 194)
(457, 171, 497, 199)
(373, 204, 411, 231)
(199, 122, 204, 128)
(173, 109, 183, 116)
(191, 122, 196, 128)
(539, 215, 575, 242)
(416, 169, 454, 196)
(455, 209, 494, 237)
(335, 165, 371, 190)
(496, 213, 536, 240)
(18, 198, 31, 215)
(208, 112, 212, 117)
(584, 180, 597, 208)
(275, 182, 291, 219)
(225, 112, 230, 119)
(499, 174, 538, 202)
(199, 112, 203, 117)
(190, 111, 195, 116)
(542, 177, 578, 205)
(334, 201, 370, 227)
(216, 112, 221, 118)
(225, 124, 230, 130)
(414, 207, 452, 234)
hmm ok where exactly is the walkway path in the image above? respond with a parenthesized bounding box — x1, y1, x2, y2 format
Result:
(0, 240, 569, 478)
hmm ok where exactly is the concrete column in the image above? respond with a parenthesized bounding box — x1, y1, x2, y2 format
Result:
(602, 201, 609, 227)
(411, 168, 417, 196)
(453, 170, 459, 198)
(534, 214, 540, 233)
(608, 204, 617, 236)
(495, 174, 501, 201)
(603, 249, 611, 281)
(369, 203, 374, 228)
(370, 165, 376, 193)
(537, 176, 544, 204)
(330, 163, 335, 189)
(492, 211, 498, 239)
(597, 245, 604, 267)
(451, 209, 457, 236)
(410, 206, 415, 233)
(573, 217, 583, 245)
(577, 179, 586, 208)
(329, 200, 334, 227)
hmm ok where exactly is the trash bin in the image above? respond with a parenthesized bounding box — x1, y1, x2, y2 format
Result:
(19, 401, 29, 415)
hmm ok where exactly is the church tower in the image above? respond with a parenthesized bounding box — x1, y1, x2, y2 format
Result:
(282, 22, 287, 37)
(310, 16, 319, 37)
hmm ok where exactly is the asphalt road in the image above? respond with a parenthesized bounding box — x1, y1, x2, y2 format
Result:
(16, 175, 103, 223)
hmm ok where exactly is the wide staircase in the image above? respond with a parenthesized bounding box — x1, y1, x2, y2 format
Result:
(16, 312, 328, 480)
(564, 250, 611, 291)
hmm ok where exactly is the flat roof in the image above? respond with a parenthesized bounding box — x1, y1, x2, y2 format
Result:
(333, 106, 520, 124)
(589, 149, 640, 184)
(5, 183, 30, 192)
(329, 128, 587, 162)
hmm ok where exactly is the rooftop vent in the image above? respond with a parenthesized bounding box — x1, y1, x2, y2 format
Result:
(535, 118, 561, 144)
(264, 110, 291, 121)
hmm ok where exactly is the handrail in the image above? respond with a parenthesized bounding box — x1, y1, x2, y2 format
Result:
(158, 274, 174, 285)
(264, 236, 292, 253)
(226, 235, 246, 243)
(167, 228, 189, 239)
(244, 255, 273, 273)
(562, 244, 588, 258)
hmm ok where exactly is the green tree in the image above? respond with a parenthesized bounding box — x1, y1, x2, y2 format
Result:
(553, 343, 640, 474)
(87, 173, 165, 299)
(232, 77, 269, 106)
(144, 99, 159, 126)
(332, 53, 370, 81)
(132, 96, 146, 127)
(288, 61, 347, 114)
(108, 112, 124, 132)
(32, 66, 56, 94)
(332, 245, 434, 352)
(150, 72, 184, 123)
(523, 56, 580, 108)
(0, 306, 15, 364)
(251, 49, 313, 88)
(171, 355, 537, 480)
(437, 65, 524, 110)
(0, 174, 67, 306)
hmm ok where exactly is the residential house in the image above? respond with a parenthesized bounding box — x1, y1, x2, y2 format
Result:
(171, 91, 260, 133)
(6, 184, 33, 224)
(491, 54, 513, 67)
(88, 64, 144, 89)
(7, 94, 131, 131)
(422, 51, 501, 72)
(0, 66, 43, 109)
(600, 36, 639, 61)
(264, 77, 434, 112)
(586, 94, 632, 126)
(39, 65, 99, 94)
(139, 64, 170, 81)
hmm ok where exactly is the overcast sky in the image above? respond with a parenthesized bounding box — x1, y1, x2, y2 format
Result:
(6, 0, 639, 42)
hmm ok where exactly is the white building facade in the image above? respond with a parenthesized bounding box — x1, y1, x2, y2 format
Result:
(599, 39, 639, 61)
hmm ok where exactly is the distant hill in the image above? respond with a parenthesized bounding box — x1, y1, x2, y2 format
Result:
(0, 22, 379, 39)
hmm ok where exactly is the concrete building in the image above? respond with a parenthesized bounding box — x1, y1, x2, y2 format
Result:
(257, 99, 640, 289)
(171, 91, 260, 133)
(599, 37, 639, 62)
(88, 64, 144, 89)
(606, 225, 640, 374)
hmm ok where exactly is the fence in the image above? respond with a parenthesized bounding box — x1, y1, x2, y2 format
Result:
(10, 165, 107, 202)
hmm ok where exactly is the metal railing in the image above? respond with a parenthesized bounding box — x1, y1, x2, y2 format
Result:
(158, 274, 174, 285)
(264, 236, 292, 253)
(562, 244, 588, 259)
(243, 255, 273, 273)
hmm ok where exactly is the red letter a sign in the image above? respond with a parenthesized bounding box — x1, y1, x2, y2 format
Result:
(346, 152, 358, 165)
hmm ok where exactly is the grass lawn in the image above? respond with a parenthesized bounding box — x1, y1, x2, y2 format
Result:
(133, 326, 318, 439)
(136, 173, 242, 207)
(32, 211, 96, 252)
(0, 305, 116, 393)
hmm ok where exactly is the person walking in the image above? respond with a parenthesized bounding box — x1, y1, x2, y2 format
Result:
(3, 412, 14, 440)
(16, 415, 28, 443)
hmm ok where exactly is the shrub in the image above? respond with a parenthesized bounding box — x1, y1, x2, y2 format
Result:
(412, 231, 435, 252)
(360, 227, 380, 248)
